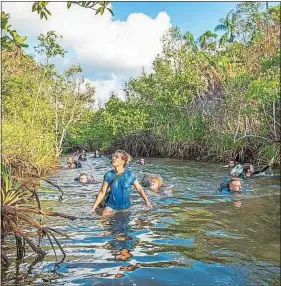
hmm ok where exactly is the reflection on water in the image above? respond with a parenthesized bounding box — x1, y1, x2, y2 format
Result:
(1, 154, 280, 286)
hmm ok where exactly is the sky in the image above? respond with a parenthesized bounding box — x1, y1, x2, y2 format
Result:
(2, 1, 270, 105)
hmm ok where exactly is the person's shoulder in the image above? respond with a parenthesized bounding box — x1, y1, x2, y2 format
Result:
(125, 169, 136, 180)
(105, 169, 115, 175)
(104, 169, 115, 181)
(219, 188, 230, 194)
(125, 169, 135, 176)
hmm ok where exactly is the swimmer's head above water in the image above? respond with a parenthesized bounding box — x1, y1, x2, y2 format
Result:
(67, 156, 74, 164)
(79, 173, 88, 184)
(228, 177, 242, 192)
(243, 163, 254, 178)
(228, 158, 235, 168)
(149, 175, 163, 192)
(112, 150, 132, 168)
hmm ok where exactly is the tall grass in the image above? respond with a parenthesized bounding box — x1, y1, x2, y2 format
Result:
(2, 121, 58, 177)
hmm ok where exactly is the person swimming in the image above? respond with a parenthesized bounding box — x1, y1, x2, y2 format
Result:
(66, 156, 82, 169)
(78, 150, 87, 161)
(74, 173, 97, 184)
(230, 163, 244, 177)
(223, 158, 241, 169)
(93, 149, 102, 158)
(148, 175, 163, 192)
(242, 163, 272, 178)
(141, 173, 161, 188)
(136, 158, 146, 166)
(141, 173, 173, 195)
(218, 177, 243, 194)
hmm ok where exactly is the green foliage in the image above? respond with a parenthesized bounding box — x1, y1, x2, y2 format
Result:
(215, 10, 238, 45)
(103, 95, 149, 136)
(2, 121, 56, 176)
(88, 3, 280, 165)
(2, 2, 280, 167)
(1, 12, 28, 50)
(197, 30, 217, 50)
(245, 78, 279, 102)
(2, 27, 96, 174)
(1, 164, 29, 206)
(31, 1, 113, 20)
(34, 31, 67, 60)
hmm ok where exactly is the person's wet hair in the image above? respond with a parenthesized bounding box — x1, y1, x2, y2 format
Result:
(229, 176, 241, 183)
(115, 150, 132, 167)
(244, 163, 252, 169)
(67, 156, 74, 163)
(149, 176, 163, 188)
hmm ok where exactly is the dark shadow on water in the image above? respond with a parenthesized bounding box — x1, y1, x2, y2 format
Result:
(103, 211, 139, 259)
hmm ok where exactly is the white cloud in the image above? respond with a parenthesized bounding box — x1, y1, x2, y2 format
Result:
(3, 2, 171, 103)
(85, 74, 126, 107)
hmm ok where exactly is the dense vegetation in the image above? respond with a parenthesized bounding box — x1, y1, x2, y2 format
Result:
(1, 2, 106, 266)
(2, 27, 95, 177)
(67, 2, 280, 166)
(3, 3, 279, 176)
(1, 1, 280, 267)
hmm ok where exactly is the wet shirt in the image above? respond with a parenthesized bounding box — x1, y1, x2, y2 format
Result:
(104, 169, 136, 210)
(75, 160, 82, 168)
(219, 187, 232, 194)
(219, 187, 246, 195)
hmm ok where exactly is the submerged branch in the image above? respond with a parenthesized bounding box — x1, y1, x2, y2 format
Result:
(31, 173, 64, 201)
(3, 205, 76, 221)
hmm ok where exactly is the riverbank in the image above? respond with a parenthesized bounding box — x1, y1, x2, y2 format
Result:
(106, 132, 280, 167)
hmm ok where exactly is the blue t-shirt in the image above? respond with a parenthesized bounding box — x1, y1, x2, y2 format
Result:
(219, 187, 231, 194)
(104, 169, 136, 210)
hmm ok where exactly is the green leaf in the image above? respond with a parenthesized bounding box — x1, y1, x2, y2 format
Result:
(32, 3, 37, 12)
(45, 7, 52, 15)
(107, 8, 114, 17)
(67, 2, 72, 9)
(95, 7, 102, 15)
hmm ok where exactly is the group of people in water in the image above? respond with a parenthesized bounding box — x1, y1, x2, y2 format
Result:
(219, 158, 273, 193)
(62, 149, 273, 215)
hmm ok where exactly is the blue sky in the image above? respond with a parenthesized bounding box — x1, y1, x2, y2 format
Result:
(112, 1, 239, 38)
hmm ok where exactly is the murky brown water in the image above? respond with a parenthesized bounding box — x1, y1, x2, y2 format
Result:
(2, 155, 280, 285)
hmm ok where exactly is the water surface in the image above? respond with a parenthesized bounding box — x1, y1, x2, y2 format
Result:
(2, 155, 280, 285)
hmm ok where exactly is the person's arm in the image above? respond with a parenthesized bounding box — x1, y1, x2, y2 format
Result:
(133, 180, 153, 210)
(91, 180, 109, 212)
(254, 165, 270, 175)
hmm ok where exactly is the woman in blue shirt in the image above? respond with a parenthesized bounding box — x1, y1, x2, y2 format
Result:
(92, 150, 152, 216)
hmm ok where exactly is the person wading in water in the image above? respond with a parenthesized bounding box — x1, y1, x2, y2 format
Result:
(91, 150, 153, 216)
